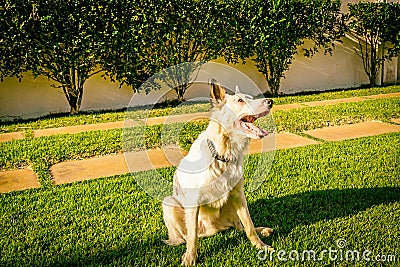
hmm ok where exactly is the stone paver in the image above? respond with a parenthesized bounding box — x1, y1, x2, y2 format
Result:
(51, 148, 188, 185)
(0, 131, 24, 142)
(275, 132, 320, 149)
(51, 154, 128, 184)
(272, 103, 304, 111)
(272, 92, 400, 111)
(249, 135, 275, 154)
(53, 133, 320, 184)
(249, 132, 320, 153)
(33, 121, 129, 137)
(364, 92, 400, 99)
(304, 121, 400, 141)
(391, 118, 400, 124)
(0, 169, 40, 193)
(302, 97, 366, 107)
(125, 148, 188, 172)
(143, 112, 209, 126)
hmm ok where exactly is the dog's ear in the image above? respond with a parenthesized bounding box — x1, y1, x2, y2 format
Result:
(235, 85, 241, 94)
(209, 78, 225, 102)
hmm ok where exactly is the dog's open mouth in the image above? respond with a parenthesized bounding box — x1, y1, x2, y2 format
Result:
(235, 111, 269, 138)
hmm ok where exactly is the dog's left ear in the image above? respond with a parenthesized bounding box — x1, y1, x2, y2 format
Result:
(209, 78, 225, 102)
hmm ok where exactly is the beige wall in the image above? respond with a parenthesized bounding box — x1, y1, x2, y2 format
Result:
(0, 74, 136, 121)
(0, 35, 397, 121)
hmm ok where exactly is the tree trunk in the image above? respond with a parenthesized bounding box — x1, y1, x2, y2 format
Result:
(60, 66, 85, 115)
(70, 105, 79, 115)
(262, 58, 283, 97)
(369, 74, 377, 87)
(268, 83, 280, 97)
(62, 84, 84, 115)
(368, 56, 378, 87)
(266, 72, 281, 97)
(369, 46, 378, 86)
(175, 84, 188, 102)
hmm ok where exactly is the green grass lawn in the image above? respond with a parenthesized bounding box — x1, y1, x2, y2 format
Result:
(1, 84, 399, 133)
(0, 133, 399, 266)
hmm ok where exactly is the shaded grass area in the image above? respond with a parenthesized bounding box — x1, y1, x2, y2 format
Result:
(1, 85, 399, 133)
(0, 133, 399, 266)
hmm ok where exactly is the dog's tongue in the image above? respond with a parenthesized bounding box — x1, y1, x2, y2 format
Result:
(243, 121, 269, 138)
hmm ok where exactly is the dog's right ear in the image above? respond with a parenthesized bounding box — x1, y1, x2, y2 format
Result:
(209, 78, 225, 103)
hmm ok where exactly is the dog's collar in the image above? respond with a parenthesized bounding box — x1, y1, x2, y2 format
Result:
(207, 139, 230, 163)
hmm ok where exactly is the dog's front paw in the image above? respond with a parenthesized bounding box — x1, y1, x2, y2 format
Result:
(253, 240, 274, 252)
(254, 241, 266, 250)
(181, 250, 197, 266)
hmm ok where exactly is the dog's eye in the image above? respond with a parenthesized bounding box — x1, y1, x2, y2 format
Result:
(238, 98, 244, 103)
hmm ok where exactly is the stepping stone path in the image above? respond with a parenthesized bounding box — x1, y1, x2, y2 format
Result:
(0, 169, 40, 193)
(248, 132, 320, 154)
(301, 97, 366, 107)
(364, 92, 400, 99)
(1, 92, 400, 192)
(33, 121, 127, 137)
(392, 118, 400, 124)
(0, 131, 24, 142)
(144, 112, 209, 126)
(51, 148, 187, 185)
(1, 92, 399, 141)
(305, 121, 400, 141)
(52, 133, 318, 185)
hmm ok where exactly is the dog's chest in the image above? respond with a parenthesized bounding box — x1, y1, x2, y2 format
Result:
(199, 161, 243, 208)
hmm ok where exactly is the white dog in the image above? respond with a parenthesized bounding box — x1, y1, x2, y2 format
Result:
(162, 79, 274, 266)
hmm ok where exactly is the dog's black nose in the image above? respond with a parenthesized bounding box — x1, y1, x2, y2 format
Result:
(265, 99, 273, 108)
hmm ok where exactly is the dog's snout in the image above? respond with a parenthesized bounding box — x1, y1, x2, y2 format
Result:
(264, 98, 273, 108)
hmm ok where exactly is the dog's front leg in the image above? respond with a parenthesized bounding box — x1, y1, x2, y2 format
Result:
(182, 206, 199, 266)
(232, 192, 265, 249)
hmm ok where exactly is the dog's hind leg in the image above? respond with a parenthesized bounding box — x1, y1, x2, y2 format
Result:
(162, 196, 186, 246)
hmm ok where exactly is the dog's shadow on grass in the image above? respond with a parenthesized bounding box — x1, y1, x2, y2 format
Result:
(249, 186, 400, 236)
(196, 186, 400, 262)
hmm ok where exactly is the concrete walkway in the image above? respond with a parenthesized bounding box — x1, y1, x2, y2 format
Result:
(1, 92, 400, 192)
(3, 120, 399, 192)
(0, 131, 24, 142)
(3, 122, 400, 192)
(0, 169, 40, 193)
(50, 132, 322, 185)
(1, 92, 399, 142)
(305, 121, 400, 141)
(48, 121, 400, 186)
